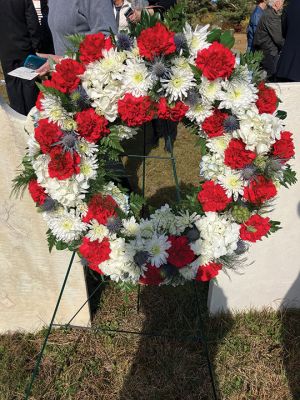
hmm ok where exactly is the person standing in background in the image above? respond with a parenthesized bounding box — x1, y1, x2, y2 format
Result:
(0, 0, 41, 115)
(253, 0, 284, 81)
(113, 0, 132, 32)
(40, 0, 54, 53)
(247, 0, 268, 52)
(276, 0, 300, 82)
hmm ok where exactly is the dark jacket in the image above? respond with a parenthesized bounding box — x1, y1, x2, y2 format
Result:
(148, 0, 176, 12)
(253, 6, 284, 77)
(0, 0, 41, 62)
(40, 0, 48, 16)
(247, 5, 264, 51)
(277, 0, 300, 81)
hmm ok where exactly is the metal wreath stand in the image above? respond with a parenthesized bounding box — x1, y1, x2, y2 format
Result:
(25, 121, 219, 400)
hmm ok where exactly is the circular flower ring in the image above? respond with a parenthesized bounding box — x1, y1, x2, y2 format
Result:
(15, 16, 296, 286)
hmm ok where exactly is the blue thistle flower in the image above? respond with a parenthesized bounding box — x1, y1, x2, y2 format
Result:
(151, 60, 168, 78)
(70, 86, 90, 109)
(234, 240, 249, 255)
(224, 115, 240, 133)
(241, 165, 257, 180)
(134, 251, 150, 267)
(174, 33, 188, 52)
(185, 226, 200, 243)
(106, 216, 123, 233)
(41, 197, 57, 212)
(185, 89, 201, 107)
(54, 131, 78, 154)
(116, 33, 133, 51)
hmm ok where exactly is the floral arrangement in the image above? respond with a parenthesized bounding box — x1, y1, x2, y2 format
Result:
(14, 7, 296, 286)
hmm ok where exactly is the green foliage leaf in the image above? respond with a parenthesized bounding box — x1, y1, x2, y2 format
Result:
(130, 193, 146, 219)
(207, 28, 222, 43)
(164, 2, 187, 33)
(220, 31, 235, 49)
(280, 165, 297, 188)
(276, 110, 287, 120)
(195, 137, 207, 156)
(11, 155, 36, 198)
(36, 82, 73, 112)
(266, 220, 281, 236)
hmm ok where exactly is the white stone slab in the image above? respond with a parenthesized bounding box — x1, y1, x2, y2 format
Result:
(0, 97, 91, 333)
(208, 83, 300, 313)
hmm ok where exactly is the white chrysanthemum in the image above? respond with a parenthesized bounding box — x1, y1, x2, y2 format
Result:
(183, 23, 210, 59)
(172, 56, 192, 71)
(122, 216, 140, 236)
(82, 48, 126, 89)
(146, 234, 171, 267)
(27, 131, 40, 157)
(123, 59, 153, 97)
(41, 95, 71, 128)
(115, 125, 138, 140)
(61, 118, 77, 132)
(218, 169, 245, 200)
(44, 208, 87, 243)
(186, 101, 213, 124)
(32, 154, 89, 207)
(76, 201, 88, 217)
(218, 80, 258, 114)
(92, 81, 125, 122)
(200, 153, 225, 181)
(192, 212, 240, 264)
(86, 219, 109, 242)
(150, 204, 176, 234)
(77, 138, 98, 156)
(174, 211, 199, 235)
(138, 219, 154, 239)
(206, 134, 231, 157)
(179, 262, 199, 280)
(161, 66, 196, 102)
(234, 109, 283, 154)
(100, 237, 138, 282)
(199, 78, 222, 104)
(102, 182, 129, 213)
(78, 155, 98, 180)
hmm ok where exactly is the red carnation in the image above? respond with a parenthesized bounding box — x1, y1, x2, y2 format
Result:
(157, 98, 189, 122)
(82, 194, 117, 224)
(28, 179, 47, 205)
(35, 92, 44, 111)
(79, 32, 113, 64)
(197, 180, 232, 212)
(224, 139, 256, 169)
(34, 119, 63, 154)
(196, 262, 222, 282)
(139, 264, 164, 285)
(48, 146, 81, 180)
(272, 131, 295, 162)
(167, 236, 195, 268)
(75, 109, 110, 142)
(196, 42, 235, 81)
(118, 93, 156, 126)
(202, 109, 228, 138)
(243, 175, 277, 205)
(79, 237, 110, 273)
(137, 22, 176, 61)
(256, 82, 278, 114)
(157, 98, 170, 119)
(170, 101, 189, 122)
(50, 59, 85, 94)
(240, 214, 271, 242)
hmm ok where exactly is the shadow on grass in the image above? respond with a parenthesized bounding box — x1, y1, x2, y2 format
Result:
(118, 284, 233, 400)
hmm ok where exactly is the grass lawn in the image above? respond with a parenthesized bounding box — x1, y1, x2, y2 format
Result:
(0, 35, 299, 399)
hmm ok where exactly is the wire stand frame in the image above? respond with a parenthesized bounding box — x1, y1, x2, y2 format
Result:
(24, 122, 219, 400)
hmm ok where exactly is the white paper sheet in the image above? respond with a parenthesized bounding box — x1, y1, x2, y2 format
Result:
(8, 67, 38, 80)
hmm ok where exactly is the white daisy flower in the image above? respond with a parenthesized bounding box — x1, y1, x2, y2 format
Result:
(123, 59, 153, 97)
(206, 134, 231, 157)
(179, 262, 199, 280)
(150, 204, 176, 234)
(218, 80, 258, 114)
(218, 169, 245, 200)
(114, 125, 138, 140)
(139, 219, 155, 239)
(77, 138, 98, 156)
(146, 234, 171, 267)
(174, 211, 199, 235)
(122, 216, 140, 236)
(78, 155, 98, 180)
(86, 219, 109, 242)
(199, 78, 222, 104)
(183, 23, 210, 59)
(161, 66, 196, 102)
(27, 131, 40, 157)
(45, 209, 87, 243)
(186, 101, 213, 124)
(41, 95, 71, 128)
